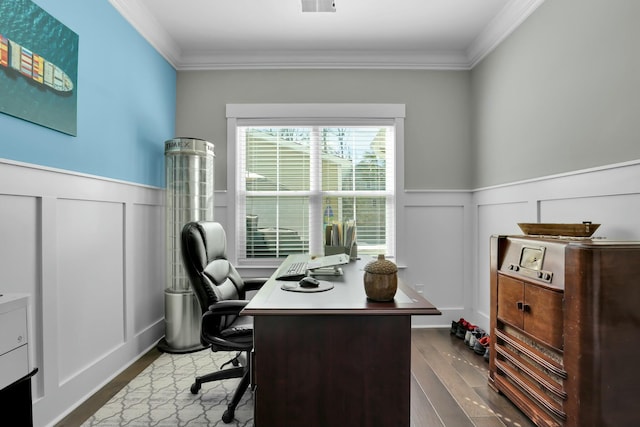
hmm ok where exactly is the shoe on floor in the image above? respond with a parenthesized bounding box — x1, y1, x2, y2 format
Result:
(468, 328, 485, 349)
(456, 322, 467, 339)
(464, 330, 472, 346)
(462, 322, 477, 343)
(473, 335, 490, 355)
(450, 320, 459, 335)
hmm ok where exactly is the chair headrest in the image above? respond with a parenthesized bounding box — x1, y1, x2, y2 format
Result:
(199, 221, 227, 261)
(184, 221, 228, 272)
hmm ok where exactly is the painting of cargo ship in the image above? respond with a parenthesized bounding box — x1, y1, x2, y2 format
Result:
(0, 0, 78, 135)
(1, 34, 73, 93)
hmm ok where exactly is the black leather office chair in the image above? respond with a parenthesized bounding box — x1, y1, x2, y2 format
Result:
(180, 221, 267, 423)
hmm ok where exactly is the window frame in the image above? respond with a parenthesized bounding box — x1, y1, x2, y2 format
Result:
(226, 104, 406, 267)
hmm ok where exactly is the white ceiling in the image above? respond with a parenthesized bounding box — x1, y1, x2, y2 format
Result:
(108, 0, 544, 70)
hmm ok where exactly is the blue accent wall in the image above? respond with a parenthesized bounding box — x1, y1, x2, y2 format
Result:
(0, 0, 176, 187)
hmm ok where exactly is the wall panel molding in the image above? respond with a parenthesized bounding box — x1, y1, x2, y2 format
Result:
(0, 159, 164, 427)
(2, 157, 638, 425)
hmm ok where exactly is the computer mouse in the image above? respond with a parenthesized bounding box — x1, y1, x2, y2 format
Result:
(299, 276, 320, 288)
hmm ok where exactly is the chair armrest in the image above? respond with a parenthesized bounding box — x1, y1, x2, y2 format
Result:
(243, 278, 268, 292)
(205, 300, 249, 317)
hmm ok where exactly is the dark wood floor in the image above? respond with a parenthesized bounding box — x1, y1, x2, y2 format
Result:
(54, 347, 163, 427)
(411, 328, 535, 427)
(56, 328, 535, 427)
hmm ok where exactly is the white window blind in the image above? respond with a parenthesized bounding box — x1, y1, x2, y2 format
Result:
(237, 122, 395, 262)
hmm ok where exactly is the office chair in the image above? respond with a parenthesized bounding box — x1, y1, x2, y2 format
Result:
(180, 221, 267, 423)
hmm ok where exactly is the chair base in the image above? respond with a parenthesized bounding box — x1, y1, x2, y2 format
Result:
(222, 370, 250, 423)
(190, 351, 251, 424)
(190, 365, 245, 394)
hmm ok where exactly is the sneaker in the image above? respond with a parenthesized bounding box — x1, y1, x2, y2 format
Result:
(464, 329, 472, 345)
(468, 332, 476, 348)
(473, 335, 491, 360)
(459, 320, 476, 340)
(463, 322, 477, 344)
(475, 336, 490, 356)
(468, 328, 485, 349)
(455, 320, 467, 339)
(450, 320, 459, 335)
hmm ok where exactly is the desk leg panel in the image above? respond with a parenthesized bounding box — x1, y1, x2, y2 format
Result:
(253, 315, 411, 427)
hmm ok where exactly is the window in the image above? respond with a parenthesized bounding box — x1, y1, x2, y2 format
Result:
(227, 104, 405, 265)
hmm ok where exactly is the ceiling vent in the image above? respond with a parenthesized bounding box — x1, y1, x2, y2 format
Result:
(301, 0, 336, 12)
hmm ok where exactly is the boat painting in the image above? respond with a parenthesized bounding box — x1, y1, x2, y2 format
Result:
(1, 33, 73, 93)
(0, 0, 78, 136)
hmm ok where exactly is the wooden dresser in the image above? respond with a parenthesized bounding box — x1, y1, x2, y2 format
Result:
(489, 235, 640, 427)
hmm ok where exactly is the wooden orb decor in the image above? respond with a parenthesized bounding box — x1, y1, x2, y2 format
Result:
(363, 254, 398, 301)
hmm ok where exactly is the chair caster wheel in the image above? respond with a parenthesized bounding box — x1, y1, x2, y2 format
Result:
(222, 409, 234, 423)
(190, 382, 201, 394)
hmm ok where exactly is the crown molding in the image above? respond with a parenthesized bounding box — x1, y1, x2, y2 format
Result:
(108, 0, 182, 67)
(466, 0, 545, 68)
(109, 0, 545, 71)
(177, 49, 472, 71)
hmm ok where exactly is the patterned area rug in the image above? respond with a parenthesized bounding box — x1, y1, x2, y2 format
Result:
(81, 349, 254, 427)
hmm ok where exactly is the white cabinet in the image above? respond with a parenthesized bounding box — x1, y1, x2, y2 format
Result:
(0, 294, 29, 390)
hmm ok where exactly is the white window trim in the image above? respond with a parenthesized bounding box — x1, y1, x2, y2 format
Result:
(226, 104, 406, 266)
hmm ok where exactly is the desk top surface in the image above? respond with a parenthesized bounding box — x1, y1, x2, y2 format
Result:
(242, 256, 441, 316)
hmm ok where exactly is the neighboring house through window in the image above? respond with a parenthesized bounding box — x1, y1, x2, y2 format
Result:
(226, 104, 405, 266)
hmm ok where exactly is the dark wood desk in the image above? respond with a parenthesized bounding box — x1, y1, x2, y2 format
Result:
(242, 257, 441, 427)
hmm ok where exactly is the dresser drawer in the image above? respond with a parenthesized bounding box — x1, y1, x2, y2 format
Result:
(0, 344, 29, 390)
(0, 307, 28, 356)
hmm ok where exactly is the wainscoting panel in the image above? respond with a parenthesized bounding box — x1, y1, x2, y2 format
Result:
(398, 192, 472, 327)
(131, 203, 165, 335)
(2, 157, 638, 426)
(56, 198, 126, 385)
(540, 193, 640, 240)
(403, 205, 465, 307)
(0, 193, 39, 307)
(0, 159, 165, 427)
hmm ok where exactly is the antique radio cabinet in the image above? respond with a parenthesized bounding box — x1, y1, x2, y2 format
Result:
(489, 235, 640, 427)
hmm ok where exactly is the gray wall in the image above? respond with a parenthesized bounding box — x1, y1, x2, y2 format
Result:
(472, 0, 640, 188)
(176, 69, 472, 190)
(175, 1, 640, 192)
